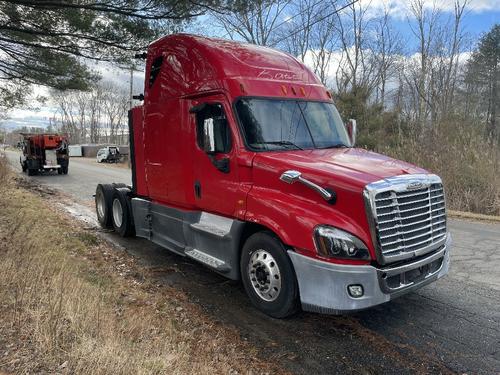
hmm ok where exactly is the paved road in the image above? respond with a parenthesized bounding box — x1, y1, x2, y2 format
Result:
(5, 150, 500, 374)
(5, 151, 131, 201)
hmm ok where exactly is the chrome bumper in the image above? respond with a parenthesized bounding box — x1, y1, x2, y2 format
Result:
(288, 233, 451, 314)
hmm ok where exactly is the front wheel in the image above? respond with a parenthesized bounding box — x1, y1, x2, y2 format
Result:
(241, 232, 299, 318)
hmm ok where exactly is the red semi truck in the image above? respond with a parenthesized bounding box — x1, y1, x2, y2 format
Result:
(20, 133, 69, 176)
(95, 34, 451, 318)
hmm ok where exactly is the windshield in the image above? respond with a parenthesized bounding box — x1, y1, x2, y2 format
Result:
(235, 98, 351, 151)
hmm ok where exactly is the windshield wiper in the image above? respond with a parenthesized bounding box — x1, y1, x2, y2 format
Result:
(317, 143, 350, 149)
(261, 141, 304, 150)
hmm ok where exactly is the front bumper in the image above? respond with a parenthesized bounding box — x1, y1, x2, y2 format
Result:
(288, 233, 451, 314)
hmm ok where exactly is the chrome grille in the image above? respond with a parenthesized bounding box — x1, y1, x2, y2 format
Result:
(364, 174, 448, 264)
(375, 184, 446, 256)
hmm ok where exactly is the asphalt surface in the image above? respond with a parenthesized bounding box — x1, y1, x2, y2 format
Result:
(5, 150, 500, 374)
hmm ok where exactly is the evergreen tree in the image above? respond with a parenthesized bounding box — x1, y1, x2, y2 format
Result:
(0, 0, 239, 108)
(465, 24, 499, 141)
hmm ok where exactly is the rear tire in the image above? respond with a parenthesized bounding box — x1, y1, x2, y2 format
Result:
(57, 168, 63, 175)
(27, 168, 36, 176)
(111, 189, 135, 237)
(240, 232, 299, 318)
(95, 184, 114, 229)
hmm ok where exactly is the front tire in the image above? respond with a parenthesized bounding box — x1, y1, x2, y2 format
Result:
(241, 232, 299, 318)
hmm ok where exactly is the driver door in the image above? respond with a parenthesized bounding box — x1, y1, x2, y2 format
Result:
(190, 97, 242, 217)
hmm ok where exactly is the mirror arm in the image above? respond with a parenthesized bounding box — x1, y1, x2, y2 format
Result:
(209, 155, 230, 173)
(348, 118, 357, 147)
(280, 170, 335, 203)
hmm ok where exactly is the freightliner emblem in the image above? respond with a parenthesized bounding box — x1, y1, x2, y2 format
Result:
(407, 181, 425, 190)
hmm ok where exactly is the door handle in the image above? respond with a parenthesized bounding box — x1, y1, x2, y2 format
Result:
(194, 180, 201, 198)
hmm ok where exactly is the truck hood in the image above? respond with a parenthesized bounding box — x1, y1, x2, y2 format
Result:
(252, 148, 428, 192)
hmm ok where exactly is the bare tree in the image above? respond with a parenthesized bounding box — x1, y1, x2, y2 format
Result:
(405, 0, 441, 125)
(55, 92, 79, 143)
(213, 0, 292, 46)
(404, 0, 469, 126)
(435, 1, 468, 117)
(279, 0, 339, 85)
(371, 6, 403, 109)
(53, 82, 129, 145)
(102, 84, 127, 144)
(334, 1, 378, 96)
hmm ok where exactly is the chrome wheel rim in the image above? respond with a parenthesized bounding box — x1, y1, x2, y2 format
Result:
(248, 249, 281, 302)
(112, 198, 123, 228)
(96, 191, 106, 219)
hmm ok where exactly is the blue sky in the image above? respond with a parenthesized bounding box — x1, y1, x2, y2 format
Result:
(392, 9, 499, 51)
(467, 10, 500, 33)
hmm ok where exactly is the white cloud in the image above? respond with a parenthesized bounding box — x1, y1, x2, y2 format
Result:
(357, 0, 500, 20)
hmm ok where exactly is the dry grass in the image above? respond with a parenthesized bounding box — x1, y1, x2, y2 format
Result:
(375, 122, 500, 216)
(448, 210, 500, 223)
(0, 154, 284, 375)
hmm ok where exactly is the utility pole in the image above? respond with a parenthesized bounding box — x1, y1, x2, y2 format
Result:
(129, 64, 134, 110)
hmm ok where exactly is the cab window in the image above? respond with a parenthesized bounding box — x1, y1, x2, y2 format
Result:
(195, 103, 231, 154)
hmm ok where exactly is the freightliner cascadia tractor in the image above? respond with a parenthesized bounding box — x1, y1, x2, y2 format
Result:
(20, 133, 69, 176)
(95, 34, 451, 318)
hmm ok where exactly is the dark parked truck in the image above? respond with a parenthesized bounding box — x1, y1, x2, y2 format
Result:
(20, 133, 69, 176)
(95, 34, 451, 318)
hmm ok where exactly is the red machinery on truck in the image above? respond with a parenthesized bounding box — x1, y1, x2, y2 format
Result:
(20, 133, 69, 176)
(95, 34, 451, 318)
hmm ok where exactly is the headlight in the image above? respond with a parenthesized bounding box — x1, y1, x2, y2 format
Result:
(314, 226, 370, 260)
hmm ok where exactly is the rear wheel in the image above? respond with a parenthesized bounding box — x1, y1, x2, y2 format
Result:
(27, 168, 37, 176)
(241, 232, 299, 318)
(111, 189, 135, 237)
(57, 168, 63, 175)
(95, 184, 114, 229)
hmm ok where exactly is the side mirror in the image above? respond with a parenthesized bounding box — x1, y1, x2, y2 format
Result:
(202, 117, 230, 154)
(280, 170, 302, 184)
(202, 118, 216, 153)
(346, 119, 357, 147)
